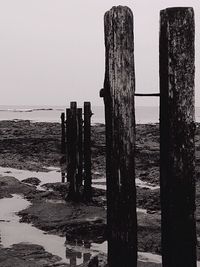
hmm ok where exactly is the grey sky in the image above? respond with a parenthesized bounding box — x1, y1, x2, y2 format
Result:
(0, 0, 199, 106)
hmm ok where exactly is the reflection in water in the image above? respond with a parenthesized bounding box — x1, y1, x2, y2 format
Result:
(65, 240, 93, 266)
(0, 194, 101, 265)
(83, 253, 91, 263)
(0, 166, 187, 266)
(61, 172, 66, 183)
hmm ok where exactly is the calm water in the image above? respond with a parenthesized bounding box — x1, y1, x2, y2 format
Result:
(0, 166, 165, 265)
(0, 105, 199, 124)
(0, 105, 157, 124)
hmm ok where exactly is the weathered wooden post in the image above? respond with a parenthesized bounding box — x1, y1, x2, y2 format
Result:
(160, 7, 196, 267)
(83, 102, 92, 201)
(67, 102, 78, 200)
(66, 108, 70, 183)
(77, 108, 83, 188)
(61, 112, 66, 154)
(60, 112, 66, 183)
(102, 6, 137, 266)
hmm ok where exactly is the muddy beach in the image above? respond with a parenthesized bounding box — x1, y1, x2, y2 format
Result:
(0, 120, 200, 266)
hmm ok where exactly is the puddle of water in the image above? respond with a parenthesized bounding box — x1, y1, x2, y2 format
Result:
(136, 178, 160, 190)
(137, 208, 147, 214)
(0, 194, 199, 266)
(93, 178, 105, 183)
(93, 177, 159, 191)
(91, 242, 163, 263)
(139, 251, 162, 263)
(0, 194, 67, 262)
(0, 194, 99, 265)
(0, 166, 159, 192)
(2, 167, 199, 266)
(92, 184, 106, 190)
(0, 166, 61, 191)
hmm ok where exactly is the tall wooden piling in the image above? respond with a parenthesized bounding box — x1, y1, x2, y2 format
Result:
(160, 7, 196, 267)
(67, 102, 78, 200)
(61, 112, 66, 154)
(66, 108, 70, 183)
(60, 112, 66, 183)
(77, 108, 83, 188)
(103, 6, 137, 266)
(83, 102, 92, 201)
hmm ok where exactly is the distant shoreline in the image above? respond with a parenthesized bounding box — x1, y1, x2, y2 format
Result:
(1, 105, 200, 124)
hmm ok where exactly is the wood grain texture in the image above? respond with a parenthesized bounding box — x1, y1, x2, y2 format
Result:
(77, 108, 83, 188)
(83, 102, 92, 201)
(104, 6, 137, 266)
(160, 7, 196, 267)
(60, 112, 66, 155)
(67, 102, 78, 200)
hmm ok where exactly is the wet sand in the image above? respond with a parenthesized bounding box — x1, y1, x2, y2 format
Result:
(0, 120, 200, 266)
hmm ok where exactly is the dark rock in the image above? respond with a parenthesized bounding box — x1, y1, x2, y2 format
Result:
(42, 182, 69, 198)
(88, 255, 99, 267)
(0, 243, 68, 267)
(88, 253, 108, 267)
(22, 177, 41, 186)
(0, 176, 36, 198)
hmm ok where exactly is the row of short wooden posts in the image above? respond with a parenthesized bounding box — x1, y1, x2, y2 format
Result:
(102, 5, 196, 267)
(61, 102, 92, 201)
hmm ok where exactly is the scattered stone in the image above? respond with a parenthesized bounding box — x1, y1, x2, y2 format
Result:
(0, 243, 68, 267)
(88, 253, 107, 267)
(42, 182, 69, 198)
(0, 176, 36, 198)
(22, 177, 41, 186)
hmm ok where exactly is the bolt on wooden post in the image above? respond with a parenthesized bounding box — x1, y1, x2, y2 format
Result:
(103, 6, 137, 266)
(160, 7, 196, 267)
(83, 102, 92, 201)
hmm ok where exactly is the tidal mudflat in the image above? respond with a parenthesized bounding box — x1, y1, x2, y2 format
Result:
(0, 120, 200, 266)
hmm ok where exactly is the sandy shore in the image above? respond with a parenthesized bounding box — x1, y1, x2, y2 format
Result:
(0, 120, 200, 266)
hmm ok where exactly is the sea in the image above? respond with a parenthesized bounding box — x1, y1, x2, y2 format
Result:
(0, 105, 200, 124)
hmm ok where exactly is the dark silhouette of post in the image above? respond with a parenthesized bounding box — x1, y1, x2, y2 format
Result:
(77, 108, 83, 188)
(83, 102, 92, 201)
(83, 253, 91, 263)
(102, 6, 137, 266)
(67, 102, 78, 200)
(66, 108, 70, 183)
(60, 112, 66, 182)
(65, 249, 77, 267)
(61, 112, 66, 154)
(160, 7, 196, 267)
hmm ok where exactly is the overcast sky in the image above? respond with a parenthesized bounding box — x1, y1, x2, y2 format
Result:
(0, 0, 199, 106)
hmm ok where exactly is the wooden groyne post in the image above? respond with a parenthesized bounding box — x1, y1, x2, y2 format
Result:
(61, 112, 66, 154)
(102, 6, 137, 266)
(67, 102, 78, 200)
(66, 108, 70, 183)
(83, 102, 92, 201)
(65, 102, 92, 201)
(61, 112, 66, 183)
(77, 108, 83, 188)
(160, 7, 196, 267)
